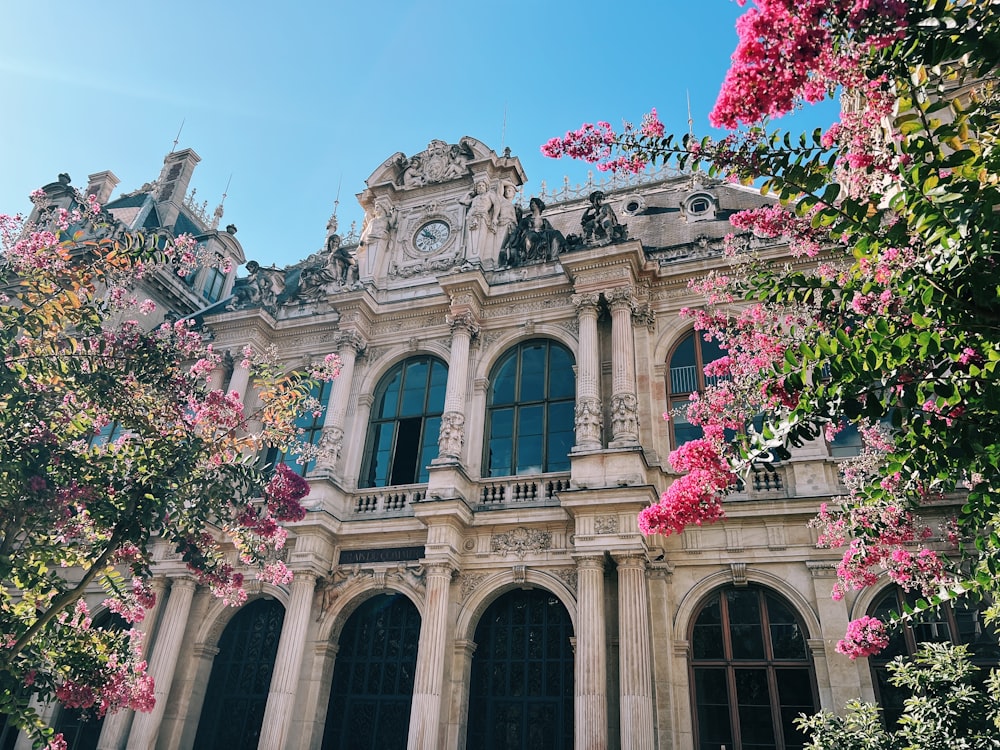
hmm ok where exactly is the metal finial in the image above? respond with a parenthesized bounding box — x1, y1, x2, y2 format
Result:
(171, 119, 185, 154)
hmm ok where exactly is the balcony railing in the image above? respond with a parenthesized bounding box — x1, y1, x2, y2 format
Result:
(477, 474, 571, 508)
(728, 465, 787, 500)
(353, 485, 426, 515)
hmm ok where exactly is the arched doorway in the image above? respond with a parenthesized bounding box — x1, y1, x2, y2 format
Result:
(193, 598, 285, 749)
(466, 588, 574, 750)
(322, 593, 420, 750)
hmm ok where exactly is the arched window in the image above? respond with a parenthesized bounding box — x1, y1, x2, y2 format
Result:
(322, 593, 420, 750)
(467, 588, 574, 750)
(264, 379, 331, 476)
(869, 588, 1000, 727)
(486, 340, 575, 477)
(689, 585, 817, 750)
(667, 330, 726, 447)
(193, 598, 285, 749)
(53, 611, 127, 750)
(360, 356, 447, 488)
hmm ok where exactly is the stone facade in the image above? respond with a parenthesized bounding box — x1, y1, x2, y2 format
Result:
(17, 139, 955, 750)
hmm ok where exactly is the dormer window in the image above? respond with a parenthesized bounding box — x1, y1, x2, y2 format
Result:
(683, 192, 719, 223)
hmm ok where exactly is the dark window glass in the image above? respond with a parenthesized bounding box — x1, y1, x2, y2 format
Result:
(193, 599, 285, 750)
(203, 267, 226, 303)
(322, 594, 420, 750)
(360, 357, 447, 488)
(467, 589, 574, 750)
(667, 330, 726, 448)
(869, 588, 1000, 727)
(486, 340, 575, 477)
(690, 586, 817, 750)
(264, 379, 330, 476)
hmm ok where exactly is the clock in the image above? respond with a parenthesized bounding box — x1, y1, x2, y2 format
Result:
(414, 220, 450, 252)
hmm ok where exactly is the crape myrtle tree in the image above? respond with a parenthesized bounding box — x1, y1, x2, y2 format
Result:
(545, 0, 1000, 656)
(0, 192, 339, 749)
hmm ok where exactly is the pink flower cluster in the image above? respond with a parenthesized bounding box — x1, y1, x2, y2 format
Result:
(836, 615, 889, 659)
(729, 205, 826, 257)
(264, 463, 310, 522)
(541, 119, 649, 174)
(711, 0, 908, 128)
(639, 439, 735, 536)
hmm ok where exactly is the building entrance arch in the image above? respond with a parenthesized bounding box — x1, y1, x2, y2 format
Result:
(466, 587, 574, 750)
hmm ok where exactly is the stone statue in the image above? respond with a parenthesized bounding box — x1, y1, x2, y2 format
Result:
(296, 234, 358, 300)
(400, 155, 425, 188)
(494, 182, 518, 260)
(460, 180, 498, 255)
(522, 197, 564, 262)
(228, 260, 285, 313)
(360, 198, 396, 259)
(582, 190, 627, 245)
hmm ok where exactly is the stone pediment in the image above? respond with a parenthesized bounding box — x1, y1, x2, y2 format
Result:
(366, 137, 496, 190)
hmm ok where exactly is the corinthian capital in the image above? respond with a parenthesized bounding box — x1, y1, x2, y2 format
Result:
(571, 292, 601, 314)
(446, 310, 480, 339)
(336, 330, 367, 355)
(605, 286, 635, 311)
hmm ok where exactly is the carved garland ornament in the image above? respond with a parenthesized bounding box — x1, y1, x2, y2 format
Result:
(490, 527, 552, 558)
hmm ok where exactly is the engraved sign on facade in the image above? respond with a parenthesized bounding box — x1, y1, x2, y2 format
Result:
(338, 546, 425, 565)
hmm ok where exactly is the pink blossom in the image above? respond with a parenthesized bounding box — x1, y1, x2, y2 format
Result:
(836, 615, 889, 659)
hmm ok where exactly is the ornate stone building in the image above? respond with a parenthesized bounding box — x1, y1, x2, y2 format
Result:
(17, 137, 986, 750)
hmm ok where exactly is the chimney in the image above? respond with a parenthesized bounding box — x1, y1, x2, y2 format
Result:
(85, 170, 120, 205)
(155, 148, 201, 228)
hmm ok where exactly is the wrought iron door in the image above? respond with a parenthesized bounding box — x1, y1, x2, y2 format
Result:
(193, 598, 285, 749)
(322, 593, 420, 750)
(467, 588, 574, 750)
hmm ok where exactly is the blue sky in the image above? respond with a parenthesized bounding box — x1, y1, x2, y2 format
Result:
(2, 1, 838, 268)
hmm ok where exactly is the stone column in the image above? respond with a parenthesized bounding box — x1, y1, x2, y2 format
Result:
(436, 312, 479, 461)
(606, 287, 639, 446)
(613, 553, 655, 750)
(406, 562, 454, 750)
(257, 571, 318, 750)
(96, 577, 169, 750)
(572, 293, 602, 451)
(315, 332, 365, 473)
(127, 576, 197, 750)
(575, 555, 608, 750)
(226, 353, 252, 401)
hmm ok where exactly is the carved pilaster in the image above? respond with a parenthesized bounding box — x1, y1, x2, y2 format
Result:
(573, 291, 602, 451)
(610, 392, 638, 441)
(437, 410, 465, 459)
(574, 397, 602, 447)
(446, 310, 480, 342)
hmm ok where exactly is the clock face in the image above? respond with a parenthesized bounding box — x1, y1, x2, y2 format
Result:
(414, 220, 450, 252)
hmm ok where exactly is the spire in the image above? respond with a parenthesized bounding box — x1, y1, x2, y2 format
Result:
(211, 173, 232, 230)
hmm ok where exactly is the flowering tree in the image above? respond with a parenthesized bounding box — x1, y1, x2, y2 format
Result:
(0, 194, 339, 748)
(545, 0, 1000, 655)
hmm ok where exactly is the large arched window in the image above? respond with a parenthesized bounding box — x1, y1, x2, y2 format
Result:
(467, 588, 574, 750)
(322, 593, 421, 750)
(53, 611, 127, 750)
(869, 588, 1000, 727)
(360, 356, 447, 487)
(486, 340, 574, 477)
(667, 330, 726, 447)
(193, 598, 285, 749)
(264, 379, 331, 475)
(689, 585, 817, 750)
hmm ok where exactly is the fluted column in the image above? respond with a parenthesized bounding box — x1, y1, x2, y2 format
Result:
(436, 312, 479, 461)
(406, 562, 454, 750)
(96, 577, 169, 750)
(315, 332, 365, 473)
(575, 555, 608, 750)
(606, 287, 639, 445)
(126, 576, 197, 750)
(258, 571, 318, 750)
(613, 553, 655, 750)
(572, 293, 602, 450)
